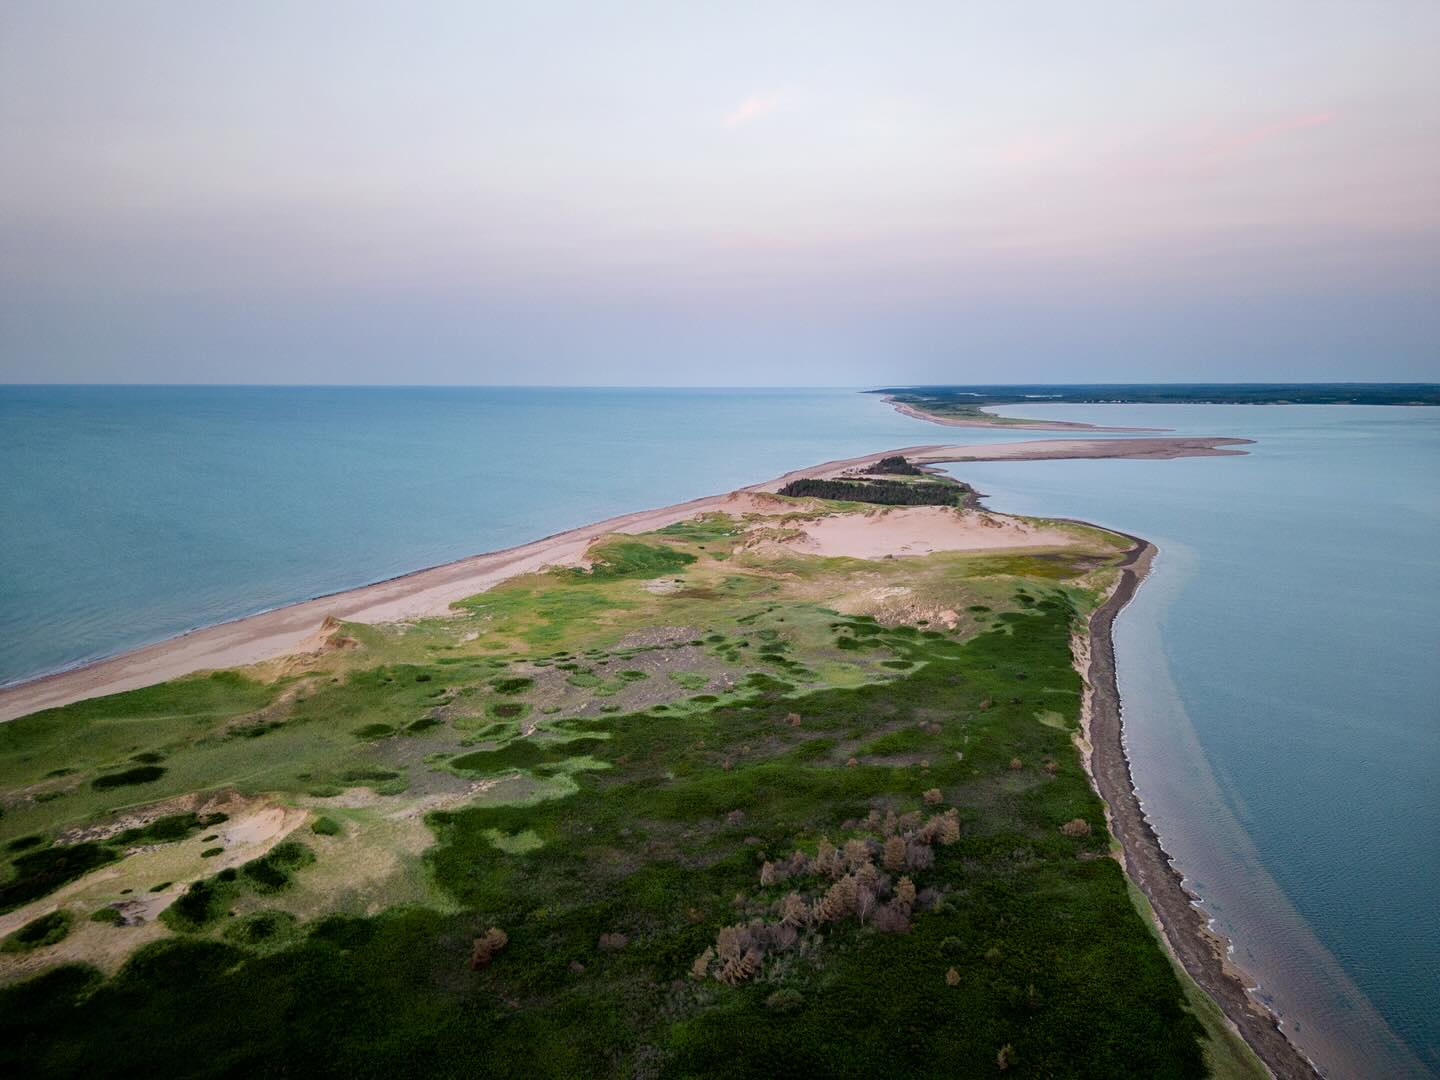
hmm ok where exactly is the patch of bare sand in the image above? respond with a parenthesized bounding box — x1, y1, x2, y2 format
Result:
(0, 794, 309, 982)
(771, 506, 1079, 560)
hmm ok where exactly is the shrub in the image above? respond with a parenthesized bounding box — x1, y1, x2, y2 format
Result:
(765, 988, 803, 1013)
(162, 879, 232, 930)
(1, 843, 118, 914)
(579, 540, 696, 580)
(311, 816, 343, 837)
(200, 847, 223, 858)
(223, 910, 298, 946)
(240, 841, 315, 894)
(1, 910, 73, 952)
(945, 967, 960, 986)
(922, 788, 943, 805)
(489, 677, 534, 696)
(352, 724, 395, 740)
(690, 946, 714, 980)
(90, 906, 123, 925)
(470, 927, 508, 969)
(882, 835, 907, 872)
(1061, 818, 1092, 838)
(91, 765, 166, 790)
(597, 932, 628, 951)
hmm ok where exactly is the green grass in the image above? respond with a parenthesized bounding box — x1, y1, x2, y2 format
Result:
(2, 910, 72, 953)
(571, 538, 696, 581)
(0, 512, 1217, 1078)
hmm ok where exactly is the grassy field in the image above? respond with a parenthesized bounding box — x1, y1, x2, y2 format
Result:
(0, 493, 1253, 1077)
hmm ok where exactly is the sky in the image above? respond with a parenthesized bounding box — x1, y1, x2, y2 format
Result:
(1, 0, 1437, 386)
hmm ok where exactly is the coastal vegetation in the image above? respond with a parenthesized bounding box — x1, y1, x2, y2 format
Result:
(778, 460, 974, 506)
(777, 476, 969, 506)
(0, 494, 1258, 1076)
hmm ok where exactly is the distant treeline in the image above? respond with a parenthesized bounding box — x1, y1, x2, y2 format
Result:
(872, 383, 1440, 407)
(778, 477, 966, 506)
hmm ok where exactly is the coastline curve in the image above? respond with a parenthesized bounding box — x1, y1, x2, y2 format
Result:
(1083, 533, 1321, 1079)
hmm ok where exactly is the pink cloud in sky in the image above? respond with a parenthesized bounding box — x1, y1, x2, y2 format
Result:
(1093, 110, 1339, 180)
(723, 94, 781, 127)
(1199, 111, 1336, 162)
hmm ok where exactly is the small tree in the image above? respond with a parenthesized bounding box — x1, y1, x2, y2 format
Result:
(470, 927, 508, 970)
(779, 892, 809, 927)
(844, 838, 872, 870)
(691, 946, 714, 980)
(894, 876, 917, 909)
(855, 886, 877, 924)
(1061, 818, 1092, 838)
(936, 809, 962, 845)
(882, 835, 907, 872)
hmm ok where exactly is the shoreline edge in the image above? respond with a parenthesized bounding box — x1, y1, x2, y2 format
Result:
(1082, 534, 1320, 1079)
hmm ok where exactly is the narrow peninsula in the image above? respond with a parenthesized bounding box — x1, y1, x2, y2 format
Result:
(0, 436, 1314, 1078)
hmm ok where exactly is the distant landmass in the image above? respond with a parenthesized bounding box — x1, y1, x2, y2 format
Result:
(870, 384, 1440, 430)
(873, 383, 1440, 409)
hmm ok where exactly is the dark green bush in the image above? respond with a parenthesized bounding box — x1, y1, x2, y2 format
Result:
(0, 843, 117, 914)
(91, 765, 166, 790)
(2, 910, 72, 952)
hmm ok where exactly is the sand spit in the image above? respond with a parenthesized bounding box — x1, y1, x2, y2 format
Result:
(0, 436, 1249, 724)
(883, 396, 1163, 433)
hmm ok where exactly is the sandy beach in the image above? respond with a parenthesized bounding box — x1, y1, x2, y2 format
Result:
(0, 435, 1248, 723)
(882, 396, 1164, 433)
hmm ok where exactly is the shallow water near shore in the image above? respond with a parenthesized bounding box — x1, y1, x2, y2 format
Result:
(942, 404, 1440, 1079)
(0, 385, 1021, 686)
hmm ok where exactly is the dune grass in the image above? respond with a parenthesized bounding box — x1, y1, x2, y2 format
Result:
(0, 511, 1219, 1077)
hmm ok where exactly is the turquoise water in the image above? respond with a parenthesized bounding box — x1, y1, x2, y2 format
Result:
(942, 404, 1440, 1079)
(0, 386, 1007, 685)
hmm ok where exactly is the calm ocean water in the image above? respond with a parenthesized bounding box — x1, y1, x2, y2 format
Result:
(943, 404, 1440, 1079)
(2, 387, 1435, 1076)
(0, 385, 1022, 685)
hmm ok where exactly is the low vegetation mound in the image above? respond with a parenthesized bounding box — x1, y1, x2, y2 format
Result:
(2, 910, 72, 953)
